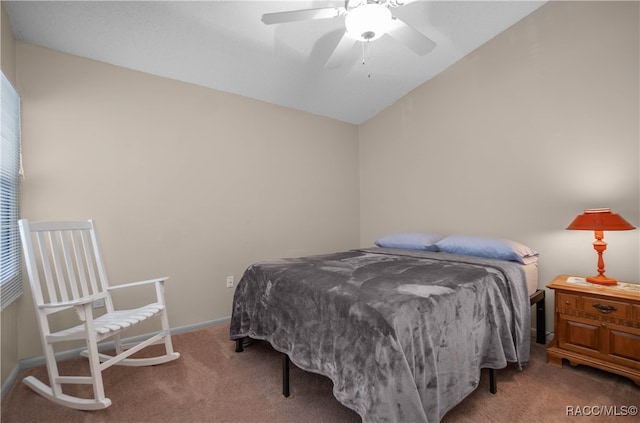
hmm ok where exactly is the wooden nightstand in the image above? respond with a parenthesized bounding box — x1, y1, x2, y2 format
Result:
(546, 274, 640, 386)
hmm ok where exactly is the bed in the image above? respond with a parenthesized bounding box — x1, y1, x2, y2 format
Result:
(230, 238, 542, 423)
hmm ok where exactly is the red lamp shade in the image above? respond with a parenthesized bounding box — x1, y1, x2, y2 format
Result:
(567, 208, 635, 231)
(567, 208, 636, 285)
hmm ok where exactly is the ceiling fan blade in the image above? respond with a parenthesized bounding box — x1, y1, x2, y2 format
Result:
(386, 17, 436, 56)
(262, 7, 346, 25)
(325, 32, 357, 68)
(389, 0, 420, 7)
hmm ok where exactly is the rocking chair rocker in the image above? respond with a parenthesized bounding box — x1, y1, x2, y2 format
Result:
(18, 219, 180, 410)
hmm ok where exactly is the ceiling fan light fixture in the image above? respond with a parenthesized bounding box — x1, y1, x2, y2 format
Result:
(345, 4, 392, 42)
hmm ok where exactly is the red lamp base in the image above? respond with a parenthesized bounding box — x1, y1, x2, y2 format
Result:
(586, 274, 618, 286)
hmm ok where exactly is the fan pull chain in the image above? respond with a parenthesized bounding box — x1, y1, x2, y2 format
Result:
(361, 41, 372, 78)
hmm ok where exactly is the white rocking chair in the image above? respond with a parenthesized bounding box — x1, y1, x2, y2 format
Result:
(18, 219, 180, 410)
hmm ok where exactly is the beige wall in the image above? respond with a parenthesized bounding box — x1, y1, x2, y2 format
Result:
(14, 42, 360, 359)
(1, 0, 19, 389)
(0, 1, 14, 83)
(360, 1, 640, 311)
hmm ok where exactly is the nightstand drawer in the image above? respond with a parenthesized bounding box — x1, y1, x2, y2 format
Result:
(583, 296, 629, 319)
(556, 292, 580, 311)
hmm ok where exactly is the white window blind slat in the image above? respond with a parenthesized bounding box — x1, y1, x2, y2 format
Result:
(0, 72, 22, 310)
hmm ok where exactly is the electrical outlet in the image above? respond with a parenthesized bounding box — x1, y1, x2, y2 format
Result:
(93, 298, 105, 308)
(226, 275, 234, 288)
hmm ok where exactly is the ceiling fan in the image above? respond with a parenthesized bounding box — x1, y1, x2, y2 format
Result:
(261, 0, 436, 68)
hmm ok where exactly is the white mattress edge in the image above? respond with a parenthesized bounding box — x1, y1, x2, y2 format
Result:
(522, 262, 539, 297)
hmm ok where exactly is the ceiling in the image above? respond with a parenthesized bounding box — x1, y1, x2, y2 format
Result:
(4, 0, 546, 125)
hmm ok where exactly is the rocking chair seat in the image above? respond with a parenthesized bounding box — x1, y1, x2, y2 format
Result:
(49, 303, 165, 341)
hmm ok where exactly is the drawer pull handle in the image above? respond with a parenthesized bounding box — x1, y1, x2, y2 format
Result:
(592, 303, 616, 314)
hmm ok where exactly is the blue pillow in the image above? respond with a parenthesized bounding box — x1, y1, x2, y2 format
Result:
(435, 234, 539, 264)
(375, 232, 443, 251)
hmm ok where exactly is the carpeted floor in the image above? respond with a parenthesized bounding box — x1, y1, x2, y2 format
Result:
(1, 323, 638, 422)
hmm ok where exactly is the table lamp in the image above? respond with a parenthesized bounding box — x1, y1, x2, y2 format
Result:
(566, 208, 636, 285)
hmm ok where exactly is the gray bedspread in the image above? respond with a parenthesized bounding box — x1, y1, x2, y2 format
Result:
(229, 248, 531, 423)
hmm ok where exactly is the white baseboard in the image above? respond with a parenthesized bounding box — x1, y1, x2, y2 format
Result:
(1, 365, 21, 400)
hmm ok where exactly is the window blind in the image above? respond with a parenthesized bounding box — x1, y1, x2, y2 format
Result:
(0, 72, 22, 310)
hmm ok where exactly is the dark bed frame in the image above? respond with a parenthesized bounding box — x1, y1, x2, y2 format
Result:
(236, 289, 546, 398)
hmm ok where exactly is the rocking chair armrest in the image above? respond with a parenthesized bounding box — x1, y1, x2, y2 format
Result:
(37, 295, 101, 310)
(107, 277, 169, 291)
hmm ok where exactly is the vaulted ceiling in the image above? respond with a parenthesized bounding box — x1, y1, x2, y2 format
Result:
(4, 1, 546, 124)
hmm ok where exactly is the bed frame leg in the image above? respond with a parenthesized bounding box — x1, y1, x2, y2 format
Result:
(536, 291, 546, 344)
(235, 338, 244, 353)
(529, 289, 546, 345)
(489, 369, 496, 394)
(283, 354, 290, 397)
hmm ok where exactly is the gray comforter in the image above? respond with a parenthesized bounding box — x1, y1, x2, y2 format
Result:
(229, 248, 531, 422)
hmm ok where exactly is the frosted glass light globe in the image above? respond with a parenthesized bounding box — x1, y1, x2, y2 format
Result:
(345, 4, 392, 42)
